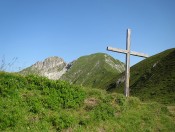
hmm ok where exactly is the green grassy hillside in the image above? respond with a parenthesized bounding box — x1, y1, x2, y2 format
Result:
(107, 48, 175, 105)
(0, 72, 175, 131)
(61, 53, 125, 89)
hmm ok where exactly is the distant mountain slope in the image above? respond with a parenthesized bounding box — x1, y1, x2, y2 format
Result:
(107, 48, 175, 104)
(20, 57, 67, 80)
(61, 53, 125, 89)
(19, 53, 125, 89)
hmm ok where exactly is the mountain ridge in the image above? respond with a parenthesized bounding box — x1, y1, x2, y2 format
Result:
(19, 53, 125, 89)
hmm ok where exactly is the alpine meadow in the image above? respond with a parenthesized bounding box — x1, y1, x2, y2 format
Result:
(0, 71, 175, 131)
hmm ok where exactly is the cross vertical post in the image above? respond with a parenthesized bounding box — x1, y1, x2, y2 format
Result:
(125, 29, 131, 97)
(107, 29, 149, 97)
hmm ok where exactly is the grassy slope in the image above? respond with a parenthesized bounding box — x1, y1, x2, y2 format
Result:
(0, 72, 175, 131)
(61, 53, 124, 89)
(107, 48, 175, 105)
(19, 66, 41, 75)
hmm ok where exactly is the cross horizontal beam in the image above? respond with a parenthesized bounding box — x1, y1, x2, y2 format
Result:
(107, 46, 149, 58)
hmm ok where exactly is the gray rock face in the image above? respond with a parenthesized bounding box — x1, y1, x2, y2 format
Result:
(21, 56, 67, 80)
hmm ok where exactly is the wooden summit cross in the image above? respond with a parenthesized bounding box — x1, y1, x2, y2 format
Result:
(107, 29, 149, 97)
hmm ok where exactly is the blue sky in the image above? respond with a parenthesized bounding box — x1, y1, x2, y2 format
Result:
(0, 0, 175, 71)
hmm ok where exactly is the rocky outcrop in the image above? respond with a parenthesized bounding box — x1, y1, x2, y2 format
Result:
(20, 56, 67, 80)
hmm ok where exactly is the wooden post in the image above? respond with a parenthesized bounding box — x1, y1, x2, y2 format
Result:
(125, 29, 131, 97)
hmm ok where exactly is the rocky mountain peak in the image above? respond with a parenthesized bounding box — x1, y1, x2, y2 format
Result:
(33, 56, 65, 70)
(20, 56, 67, 80)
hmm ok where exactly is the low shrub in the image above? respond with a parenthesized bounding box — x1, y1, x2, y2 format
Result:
(49, 112, 76, 131)
(91, 103, 115, 121)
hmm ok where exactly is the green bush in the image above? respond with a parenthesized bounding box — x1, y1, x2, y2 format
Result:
(91, 103, 115, 121)
(0, 102, 24, 130)
(26, 97, 42, 113)
(128, 97, 141, 108)
(25, 75, 86, 109)
(58, 84, 86, 108)
(50, 112, 76, 131)
(115, 94, 129, 112)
